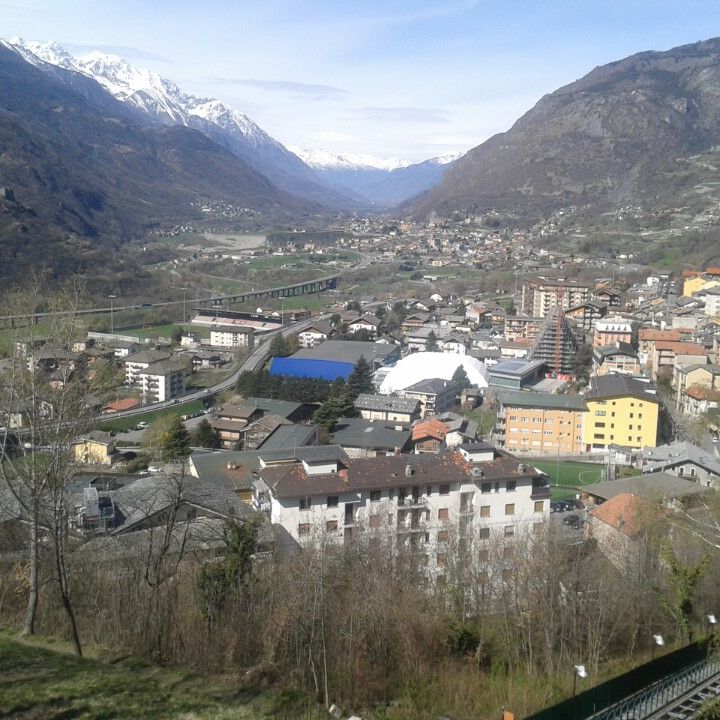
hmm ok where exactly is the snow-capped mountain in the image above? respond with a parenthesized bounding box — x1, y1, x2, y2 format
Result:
(2, 37, 353, 208)
(290, 147, 412, 172)
(291, 147, 464, 206)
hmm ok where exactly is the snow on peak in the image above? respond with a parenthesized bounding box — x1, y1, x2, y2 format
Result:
(290, 147, 412, 171)
(429, 151, 464, 165)
(5, 36, 76, 69)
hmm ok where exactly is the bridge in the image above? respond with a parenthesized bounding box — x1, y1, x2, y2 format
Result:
(0, 273, 341, 326)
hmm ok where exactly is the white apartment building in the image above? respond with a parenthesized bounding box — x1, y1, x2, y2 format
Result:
(298, 323, 330, 348)
(209, 326, 255, 350)
(138, 360, 187, 403)
(125, 349, 172, 387)
(254, 444, 550, 574)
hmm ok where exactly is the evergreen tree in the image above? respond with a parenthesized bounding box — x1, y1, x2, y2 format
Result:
(451, 363, 471, 390)
(426, 330, 439, 352)
(347, 355, 374, 398)
(192, 418, 220, 449)
(313, 390, 358, 433)
(160, 415, 191, 462)
(269, 333, 289, 357)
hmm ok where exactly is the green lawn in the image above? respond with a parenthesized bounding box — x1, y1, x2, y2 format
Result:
(464, 407, 497, 437)
(527, 460, 606, 498)
(99, 399, 206, 432)
(0, 633, 325, 719)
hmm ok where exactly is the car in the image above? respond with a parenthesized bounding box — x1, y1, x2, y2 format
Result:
(135, 421, 148, 430)
(550, 501, 564, 513)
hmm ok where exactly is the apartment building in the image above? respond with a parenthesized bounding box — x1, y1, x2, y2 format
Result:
(592, 317, 634, 348)
(675, 363, 720, 413)
(495, 390, 587, 455)
(593, 342, 642, 376)
(520, 279, 590, 318)
(583, 375, 659, 452)
(354, 393, 421, 423)
(401, 378, 457, 417)
(124, 349, 172, 387)
(297, 321, 331, 348)
(503, 316, 542, 342)
(253, 446, 550, 573)
(138, 360, 187, 403)
(652, 341, 708, 381)
(209, 326, 255, 350)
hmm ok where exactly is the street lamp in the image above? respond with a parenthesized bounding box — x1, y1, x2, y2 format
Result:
(108, 294, 116, 334)
(572, 664, 588, 697)
(651, 634, 665, 660)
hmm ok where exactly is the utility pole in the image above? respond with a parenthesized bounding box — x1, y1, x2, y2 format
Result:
(108, 294, 116, 335)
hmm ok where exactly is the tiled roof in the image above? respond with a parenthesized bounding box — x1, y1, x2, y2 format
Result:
(589, 493, 650, 536)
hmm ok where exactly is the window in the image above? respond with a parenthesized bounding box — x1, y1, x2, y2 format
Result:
(478, 527, 490, 539)
(437, 529, 449, 543)
(505, 503, 515, 516)
(439, 483, 450, 495)
(436, 553, 447, 567)
(438, 508, 449, 521)
(326, 495, 338, 508)
(533, 521, 544, 534)
(595, 410, 606, 416)
(481, 482, 491, 494)
(506, 480, 516, 492)
(504, 525, 515, 537)
(369, 489, 381, 502)
(478, 549, 489, 562)
(534, 501, 544, 513)
(369, 514, 382, 528)
(480, 505, 491, 518)
(325, 520, 338, 532)
(298, 523, 311, 536)
(299, 497, 311, 510)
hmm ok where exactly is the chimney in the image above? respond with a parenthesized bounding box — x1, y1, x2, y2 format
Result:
(339, 469, 349, 482)
(518, 463, 527, 474)
(405, 464, 413, 477)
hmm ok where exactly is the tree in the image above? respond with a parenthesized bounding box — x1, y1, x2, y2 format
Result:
(0, 273, 102, 655)
(348, 356, 374, 398)
(375, 305, 387, 322)
(345, 300, 361, 312)
(171, 326, 183, 344)
(330, 313, 341, 327)
(451, 364, 471, 390)
(191, 418, 220, 449)
(313, 390, 358, 433)
(160, 416, 191, 462)
(572, 343, 594, 383)
(426, 330, 439, 352)
(269, 334, 290, 358)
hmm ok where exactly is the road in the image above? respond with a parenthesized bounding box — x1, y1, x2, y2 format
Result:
(99, 315, 326, 422)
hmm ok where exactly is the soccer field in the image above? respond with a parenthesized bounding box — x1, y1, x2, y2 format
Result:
(528, 460, 606, 490)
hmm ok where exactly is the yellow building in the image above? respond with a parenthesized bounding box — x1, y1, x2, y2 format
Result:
(682, 275, 720, 298)
(72, 431, 116, 466)
(583, 375, 659, 452)
(495, 391, 587, 455)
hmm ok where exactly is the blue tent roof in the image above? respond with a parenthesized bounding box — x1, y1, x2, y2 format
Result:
(269, 357, 354, 381)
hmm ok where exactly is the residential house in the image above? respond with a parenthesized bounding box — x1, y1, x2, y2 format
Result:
(564, 302, 608, 332)
(354, 394, 421, 423)
(642, 441, 720, 489)
(401, 378, 458, 417)
(331, 417, 412, 458)
(72, 431, 116, 466)
(503, 316, 542, 342)
(347, 314, 382, 339)
(593, 342, 642, 376)
(412, 419, 448, 453)
(652, 341, 707, 381)
(209, 326, 255, 350)
(298, 321, 332, 348)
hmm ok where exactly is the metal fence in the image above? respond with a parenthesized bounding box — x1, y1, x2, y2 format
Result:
(524, 638, 712, 720)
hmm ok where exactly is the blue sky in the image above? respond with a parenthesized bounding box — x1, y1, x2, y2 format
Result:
(2, 1, 720, 161)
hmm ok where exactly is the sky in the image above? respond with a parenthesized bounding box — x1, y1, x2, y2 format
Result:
(2, 1, 720, 162)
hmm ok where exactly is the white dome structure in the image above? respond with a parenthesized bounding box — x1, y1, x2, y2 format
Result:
(379, 352, 489, 394)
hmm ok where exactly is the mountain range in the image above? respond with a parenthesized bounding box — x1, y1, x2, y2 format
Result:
(414, 36, 720, 236)
(4, 38, 453, 209)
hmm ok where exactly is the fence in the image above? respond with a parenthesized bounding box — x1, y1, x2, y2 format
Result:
(524, 637, 712, 720)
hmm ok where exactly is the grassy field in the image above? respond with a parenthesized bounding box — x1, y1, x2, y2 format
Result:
(99, 399, 206, 432)
(528, 460, 607, 498)
(0, 633, 324, 720)
(464, 407, 497, 437)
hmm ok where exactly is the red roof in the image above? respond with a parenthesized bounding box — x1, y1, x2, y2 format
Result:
(590, 493, 651, 536)
(412, 419, 447, 442)
(103, 397, 140, 413)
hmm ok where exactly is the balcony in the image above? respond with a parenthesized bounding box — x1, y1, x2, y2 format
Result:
(396, 521, 427, 534)
(531, 481, 551, 500)
(398, 496, 428, 509)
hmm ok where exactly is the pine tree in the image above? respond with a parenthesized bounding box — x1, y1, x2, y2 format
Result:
(192, 418, 220, 449)
(269, 333, 289, 357)
(451, 363, 471, 390)
(426, 330, 439, 352)
(161, 416, 191, 462)
(348, 355, 374, 398)
(313, 389, 358, 432)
